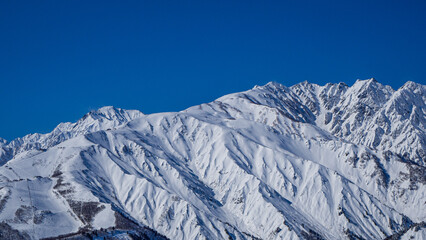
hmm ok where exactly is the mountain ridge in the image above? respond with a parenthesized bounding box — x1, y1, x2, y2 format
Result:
(0, 79, 424, 239)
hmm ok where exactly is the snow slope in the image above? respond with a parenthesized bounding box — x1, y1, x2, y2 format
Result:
(0, 80, 424, 239)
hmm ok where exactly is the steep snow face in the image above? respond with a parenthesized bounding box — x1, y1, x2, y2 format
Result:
(230, 79, 424, 165)
(0, 80, 424, 240)
(289, 79, 425, 166)
(0, 106, 144, 165)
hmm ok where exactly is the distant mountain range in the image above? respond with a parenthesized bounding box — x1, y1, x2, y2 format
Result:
(0, 79, 424, 239)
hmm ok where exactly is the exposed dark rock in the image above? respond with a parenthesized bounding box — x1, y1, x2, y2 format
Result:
(0, 222, 31, 240)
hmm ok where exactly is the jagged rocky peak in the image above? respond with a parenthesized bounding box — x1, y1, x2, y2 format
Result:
(399, 80, 425, 92)
(245, 81, 317, 123)
(386, 81, 425, 121)
(317, 82, 348, 111)
(291, 80, 318, 89)
(255, 81, 292, 98)
(289, 81, 320, 96)
(349, 78, 394, 106)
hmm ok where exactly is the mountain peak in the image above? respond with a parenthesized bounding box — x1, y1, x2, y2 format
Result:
(95, 105, 117, 112)
(264, 81, 284, 88)
(82, 106, 143, 122)
(88, 106, 121, 117)
(350, 78, 394, 102)
(353, 78, 380, 88)
(0, 106, 144, 164)
(290, 80, 320, 91)
(400, 80, 424, 91)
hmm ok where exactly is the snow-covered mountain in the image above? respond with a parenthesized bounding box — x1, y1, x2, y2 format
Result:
(0, 79, 424, 239)
(0, 106, 144, 165)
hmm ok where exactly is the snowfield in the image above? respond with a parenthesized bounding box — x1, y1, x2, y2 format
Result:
(0, 79, 424, 239)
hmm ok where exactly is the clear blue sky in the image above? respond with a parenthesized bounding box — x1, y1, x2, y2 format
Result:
(1, 0, 425, 140)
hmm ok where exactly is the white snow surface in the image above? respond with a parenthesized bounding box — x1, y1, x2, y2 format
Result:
(0, 80, 424, 239)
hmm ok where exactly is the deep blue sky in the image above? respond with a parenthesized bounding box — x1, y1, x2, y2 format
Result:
(1, 1, 425, 140)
